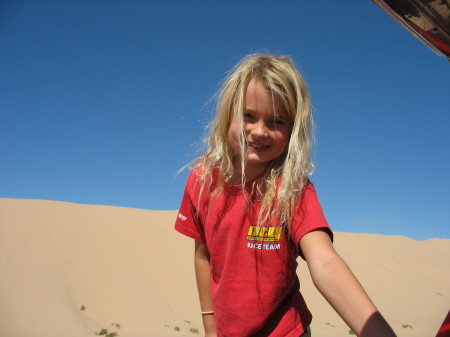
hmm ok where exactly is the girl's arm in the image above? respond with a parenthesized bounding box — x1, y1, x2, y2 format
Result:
(194, 240, 217, 337)
(300, 230, 396, 337)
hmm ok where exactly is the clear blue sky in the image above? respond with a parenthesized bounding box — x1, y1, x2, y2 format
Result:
(1, 1, 449, 240)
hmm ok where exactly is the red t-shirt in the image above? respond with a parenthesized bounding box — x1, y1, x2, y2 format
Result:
(175, 168, 332, 337)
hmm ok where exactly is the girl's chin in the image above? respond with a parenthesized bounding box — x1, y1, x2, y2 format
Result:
(246, 154, 272, 165)
(244, 161, 270, 173)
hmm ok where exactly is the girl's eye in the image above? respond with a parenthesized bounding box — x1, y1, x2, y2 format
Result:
(271, 119, 286, 126)
(243, 112, 255, 120)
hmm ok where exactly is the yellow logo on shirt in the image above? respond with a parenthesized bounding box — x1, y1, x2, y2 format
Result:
(247, 226, 282, 242)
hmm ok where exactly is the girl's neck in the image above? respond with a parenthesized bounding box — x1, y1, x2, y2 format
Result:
(228, 160, 268, 185)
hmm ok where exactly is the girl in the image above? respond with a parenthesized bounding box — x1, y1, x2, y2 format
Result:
(175, 54, 396, 337)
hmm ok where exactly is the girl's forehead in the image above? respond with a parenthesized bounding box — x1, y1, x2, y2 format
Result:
(244, 80, 290, 118)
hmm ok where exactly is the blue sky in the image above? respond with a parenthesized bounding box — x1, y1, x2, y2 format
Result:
(1, 1, 449, 240)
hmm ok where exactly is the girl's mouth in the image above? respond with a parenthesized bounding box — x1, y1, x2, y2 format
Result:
(246, 141, 269, 150)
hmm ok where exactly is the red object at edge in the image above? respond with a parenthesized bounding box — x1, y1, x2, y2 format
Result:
(436, 310, 450, 337)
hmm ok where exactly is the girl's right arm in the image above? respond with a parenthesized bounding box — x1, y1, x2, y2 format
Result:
(194, 240, 217, 337)
(300, 230, 396, 337)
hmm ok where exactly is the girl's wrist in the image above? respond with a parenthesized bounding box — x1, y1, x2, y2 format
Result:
(201, 310, 214, 315)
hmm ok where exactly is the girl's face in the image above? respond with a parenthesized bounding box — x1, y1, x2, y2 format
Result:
(228, 80, 291, 180)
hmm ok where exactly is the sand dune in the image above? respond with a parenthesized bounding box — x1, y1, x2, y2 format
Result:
(0, 198, 448, 337)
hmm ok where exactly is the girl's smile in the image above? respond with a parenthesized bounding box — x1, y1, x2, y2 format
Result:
(228, 79, 291, 180)
(246, 141, 269, 150)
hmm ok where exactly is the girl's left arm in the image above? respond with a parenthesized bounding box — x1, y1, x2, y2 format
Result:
(299, 230, 397, 337)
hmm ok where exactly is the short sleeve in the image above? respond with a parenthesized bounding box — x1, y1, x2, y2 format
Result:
(290, 180, 333, 252)
(174, 170, 206, 242)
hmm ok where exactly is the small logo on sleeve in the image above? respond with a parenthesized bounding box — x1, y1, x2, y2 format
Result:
(178, 213, 187, 221)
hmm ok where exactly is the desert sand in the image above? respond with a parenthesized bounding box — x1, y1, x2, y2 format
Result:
(0, 198, 448, 337)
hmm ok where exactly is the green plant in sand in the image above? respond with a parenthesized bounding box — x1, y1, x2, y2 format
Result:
(95, 329, 118, 337)
(95, 322, 120, 337)
(95, 328, 108, 335)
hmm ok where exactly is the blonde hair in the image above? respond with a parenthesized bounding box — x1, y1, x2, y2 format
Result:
(191, 53, 313, 230)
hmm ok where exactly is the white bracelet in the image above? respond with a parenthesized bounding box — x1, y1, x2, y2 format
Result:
(200, 310, 214, 315)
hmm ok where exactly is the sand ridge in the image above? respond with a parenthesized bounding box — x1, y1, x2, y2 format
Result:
(0, 198, 449, 337)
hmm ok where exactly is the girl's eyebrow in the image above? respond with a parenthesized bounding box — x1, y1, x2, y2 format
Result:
(244, 108, 289, 120)
(271, 113, 290, 122)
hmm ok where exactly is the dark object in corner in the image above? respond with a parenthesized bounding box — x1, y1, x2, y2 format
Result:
(372, 0, 450, 60)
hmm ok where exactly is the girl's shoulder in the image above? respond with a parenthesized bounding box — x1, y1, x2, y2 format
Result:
(185, 164, 220, 190)
(188, 163, 217, 179)
(277, 175, 315, 193)
(299, 178, 318, 201)
(185, 165, 203, 189)
(287, 178, 317, 209)
(303, 178, 315, 191)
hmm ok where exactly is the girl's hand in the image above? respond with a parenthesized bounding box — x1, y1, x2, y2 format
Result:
(202, 314, 216, 337)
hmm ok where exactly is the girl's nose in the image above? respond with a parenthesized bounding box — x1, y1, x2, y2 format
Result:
(251, 121, 269, 138)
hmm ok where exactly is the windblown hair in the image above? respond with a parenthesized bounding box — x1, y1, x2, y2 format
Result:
(191, 53, 314, 230)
